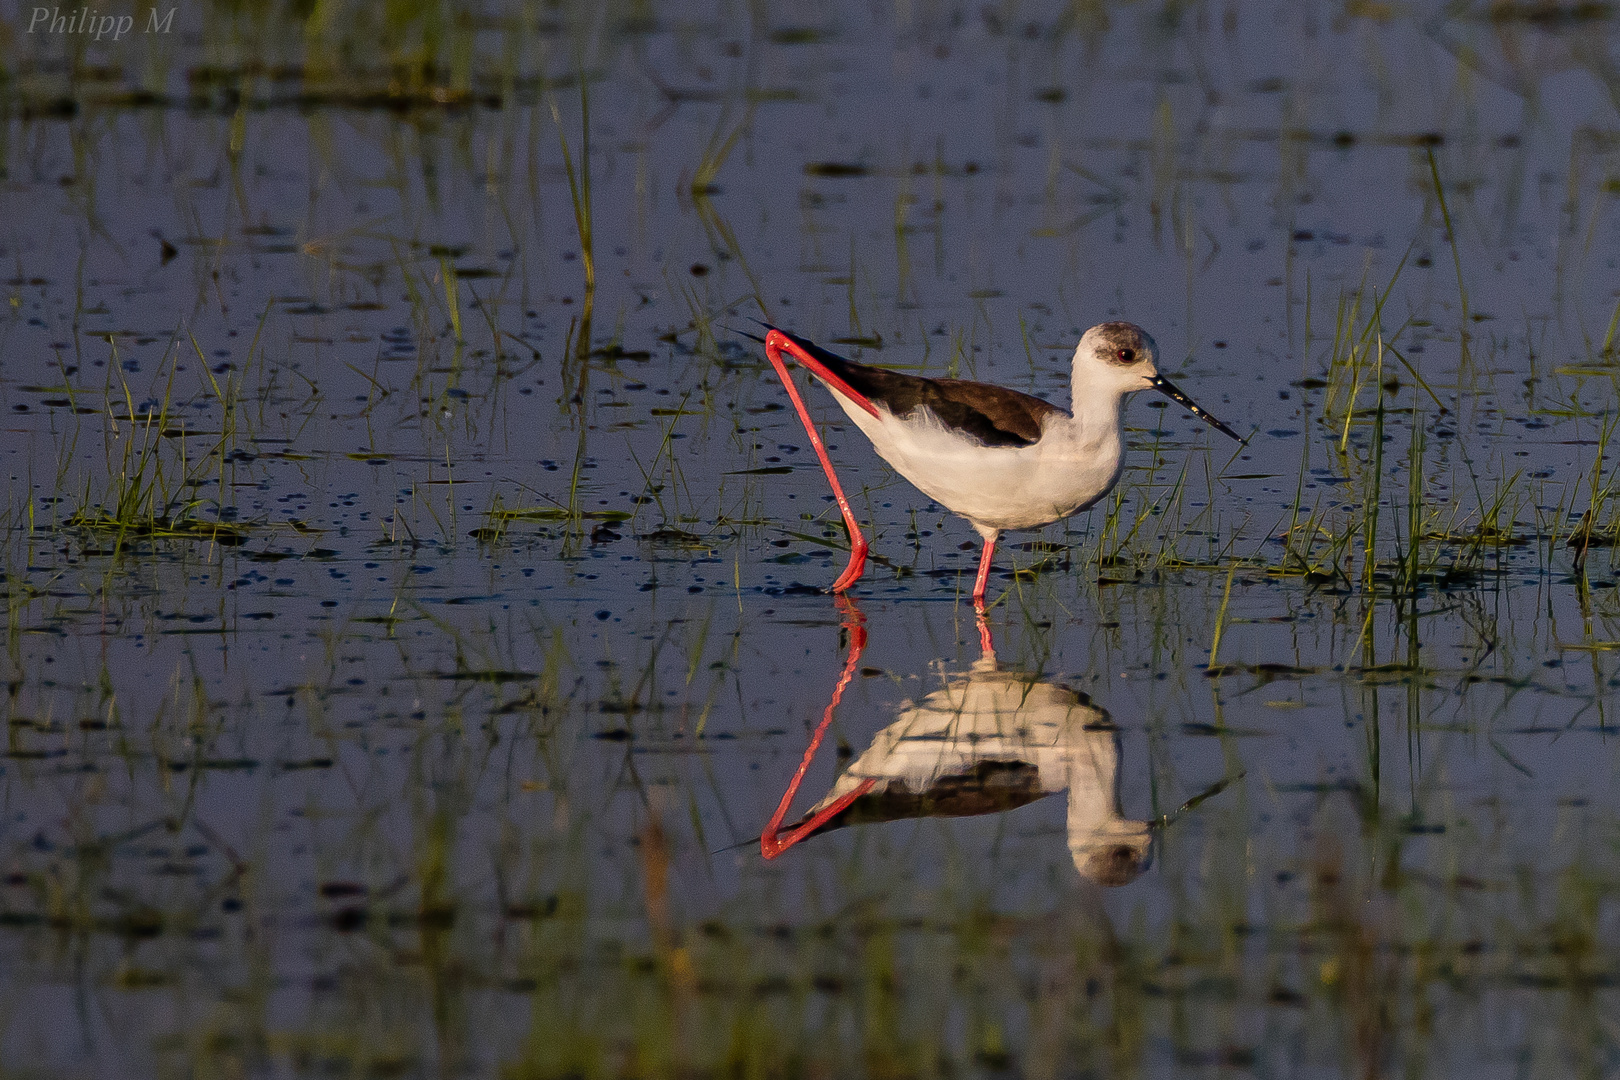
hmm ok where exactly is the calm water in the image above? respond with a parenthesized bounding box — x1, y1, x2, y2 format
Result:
(3, 1, 1620, 1075)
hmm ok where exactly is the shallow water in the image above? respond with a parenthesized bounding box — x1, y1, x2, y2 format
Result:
(3, 1, 1620, 1076)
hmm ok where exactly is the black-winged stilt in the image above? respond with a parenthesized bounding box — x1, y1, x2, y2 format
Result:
(748, 322, 1241, 606)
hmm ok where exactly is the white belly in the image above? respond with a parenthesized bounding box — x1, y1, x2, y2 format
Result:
(832, 396, 1122, 532)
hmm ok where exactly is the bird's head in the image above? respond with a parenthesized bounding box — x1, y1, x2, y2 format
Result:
(1074, 321, 1241, 442)
(1075, 321, 1161, 389)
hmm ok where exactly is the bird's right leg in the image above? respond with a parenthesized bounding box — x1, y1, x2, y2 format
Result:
(763, 329, 869, 592)
(971, 528, 999, 609)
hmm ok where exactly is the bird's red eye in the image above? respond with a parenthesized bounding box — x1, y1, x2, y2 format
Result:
(1117, 348, 1135, 363)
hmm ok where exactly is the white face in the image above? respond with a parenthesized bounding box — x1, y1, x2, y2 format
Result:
(1073, 321, 1160, 391)
(1073, 321, 1242, 441)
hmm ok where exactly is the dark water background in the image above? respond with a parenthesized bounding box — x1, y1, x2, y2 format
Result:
(2, 1, 1620, 1075)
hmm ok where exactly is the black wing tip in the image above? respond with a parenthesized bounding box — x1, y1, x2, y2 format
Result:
(724, 324, 768, 345)
(711, 836, 762, 855)
(737, 322, 868, 380)
(726, 319, 793, 347)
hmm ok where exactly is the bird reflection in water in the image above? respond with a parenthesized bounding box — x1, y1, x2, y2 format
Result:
(760, 600, 1152, 886)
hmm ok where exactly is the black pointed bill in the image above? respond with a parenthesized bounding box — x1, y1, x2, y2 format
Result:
(1150, 375, 1242, 442)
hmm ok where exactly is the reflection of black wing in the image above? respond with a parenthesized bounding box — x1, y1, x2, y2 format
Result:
(786, 760, 1050, 841)
(764, 325, 1059, 449)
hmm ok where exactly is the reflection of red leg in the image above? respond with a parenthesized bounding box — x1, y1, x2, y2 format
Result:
(971, 531, 998, 606)
(760, 597, 877, 860)
(763, 330, 869, 593)
(976, 608, 995, 659)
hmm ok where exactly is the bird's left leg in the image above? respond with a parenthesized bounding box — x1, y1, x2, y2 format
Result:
(759, 596, 877, 859)
(763, 329, 869, 592)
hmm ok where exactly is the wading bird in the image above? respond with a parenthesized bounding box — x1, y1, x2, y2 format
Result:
(747, 322, 1241, 606)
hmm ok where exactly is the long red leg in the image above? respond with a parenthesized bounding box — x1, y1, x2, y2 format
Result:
(760, 597, 877, 859)
(971, 531, 998, 607)
(763, 330, 869, 593)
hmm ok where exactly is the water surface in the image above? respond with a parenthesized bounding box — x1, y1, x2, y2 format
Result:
(3, 1, 1620, 1075)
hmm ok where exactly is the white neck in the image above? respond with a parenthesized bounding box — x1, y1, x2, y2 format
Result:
(1067, 376, 1131, 442)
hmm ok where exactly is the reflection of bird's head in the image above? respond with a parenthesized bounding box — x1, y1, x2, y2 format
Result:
(1073, 826, 1152, 887)
(1062, 713, 1152, 888)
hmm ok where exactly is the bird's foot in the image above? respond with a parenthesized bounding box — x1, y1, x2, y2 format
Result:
(827, 537, 869, 594)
